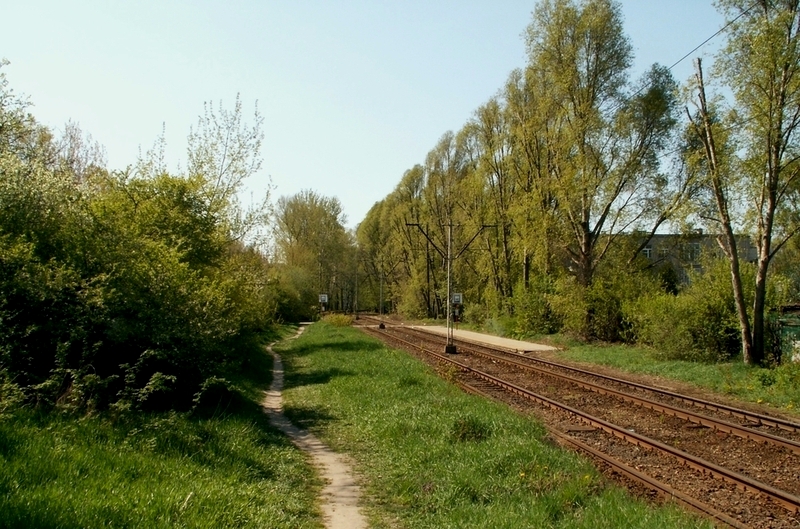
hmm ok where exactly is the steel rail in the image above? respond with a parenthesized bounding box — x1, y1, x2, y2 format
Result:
(440, 328, 800, 433)
(368, 327, 800, 515)
(453, 338, 800, 456)
(396, 324, 800, 434)
(549, 430, 750, 529)
(447, 372, 747, 528)
(394, 325, 800, 456)
(446, 377, 747, 529)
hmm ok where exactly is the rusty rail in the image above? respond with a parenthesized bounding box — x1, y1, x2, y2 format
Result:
(366, 325, 800, 516)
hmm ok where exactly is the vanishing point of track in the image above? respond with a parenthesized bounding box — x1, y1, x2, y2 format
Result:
(357, 317, 800, 529)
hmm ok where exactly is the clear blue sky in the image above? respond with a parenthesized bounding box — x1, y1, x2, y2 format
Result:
(1, 1, 724, 228)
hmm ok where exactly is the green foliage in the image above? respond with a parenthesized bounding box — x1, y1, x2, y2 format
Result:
(629, 257, 742, 361)
(546, 264, 660, 342)
(0, 371, 24, 419)
(321, 313, 353, 327)
(0, 74, 283, 412)
(274, 189, 354, 316)
(396, 274, 429, 320)
(512, 276, 560, 335)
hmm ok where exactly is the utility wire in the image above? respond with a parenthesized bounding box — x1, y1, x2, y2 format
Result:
(664, 1, 759, 73)
(606, 1, 760, 116)
(638, 1, 763, 164)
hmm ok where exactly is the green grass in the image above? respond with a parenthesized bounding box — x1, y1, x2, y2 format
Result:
(0, 325, 324, 529)
(277, 323, 711, 529)
(559, 344, 800, 413)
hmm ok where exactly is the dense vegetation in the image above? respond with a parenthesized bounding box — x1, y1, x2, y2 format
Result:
(0, 324, 325, 528)
(351, 0, 800, 366)
(0, 60, 293, 412)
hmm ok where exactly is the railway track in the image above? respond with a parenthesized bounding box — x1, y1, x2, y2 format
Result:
(358, 317, 800, 528)
(390, 325, 800, 454)
(446, 329, 800, 435)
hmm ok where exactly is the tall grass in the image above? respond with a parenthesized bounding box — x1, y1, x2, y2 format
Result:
(0, 326, 324, 529)
(278, 323, 711, 528)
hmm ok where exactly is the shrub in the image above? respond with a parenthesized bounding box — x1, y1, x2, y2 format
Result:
(192, 376, 248, 415)
(629, 257, 741, 361)
(462, 301, 488, 325)
(512, 276, 560, 335)
(322, 313, 354, 327)
(549, 268, 659, 342)
(0, 370, 24, 418)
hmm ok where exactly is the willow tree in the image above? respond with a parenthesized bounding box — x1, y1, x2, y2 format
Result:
(504, 66, 562, 280)
(522, 0, 679, 292)
(461, 99, 517, 302)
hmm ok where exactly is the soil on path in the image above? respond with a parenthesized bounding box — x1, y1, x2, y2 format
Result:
(262, 327, 367, 529)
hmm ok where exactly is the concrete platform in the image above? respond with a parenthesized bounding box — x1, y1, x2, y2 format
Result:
(410, 325, 558, 353)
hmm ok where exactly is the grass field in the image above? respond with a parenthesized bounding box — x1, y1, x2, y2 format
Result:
(0, 326, 324, 529)
(3, 318, 767, 528)
(278, 323, 711, 529)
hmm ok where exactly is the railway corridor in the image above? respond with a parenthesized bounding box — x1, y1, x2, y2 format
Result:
(357, 316, 800, 529)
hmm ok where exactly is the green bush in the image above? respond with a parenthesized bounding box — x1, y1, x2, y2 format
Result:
(321, 313, 354, 327)
(462, 301, 488, 325)
(0, 81, 281, 412)
(629, 257, 741, 361)
(549, 267, 659, 342)
(0, 370, 24, 418)
(512, 275, 560, 335)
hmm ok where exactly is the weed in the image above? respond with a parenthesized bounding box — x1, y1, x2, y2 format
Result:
(449, 416, 491, 443)
(321, 314, 354, 327)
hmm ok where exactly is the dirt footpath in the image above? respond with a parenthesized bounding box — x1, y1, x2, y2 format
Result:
(262, 327, 367, 529)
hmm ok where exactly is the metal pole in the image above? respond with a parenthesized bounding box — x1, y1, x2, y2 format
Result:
(379, 256, 385, 329)
(445, 222, 456, 354)
(354, 247, 359, 319)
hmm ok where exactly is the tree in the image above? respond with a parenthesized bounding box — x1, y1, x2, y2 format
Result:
(53, 120, 106, 182)
(462, 99, 517, 303)
(685, 60, 755, 364)
(186, 95, 271, 246)
(0, 79, 280, 410)
(518, 0, 682, 337)
(274, 190, 353, 313)
(687, 0, 800, 364)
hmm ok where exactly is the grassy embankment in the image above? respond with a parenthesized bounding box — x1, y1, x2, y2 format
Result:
(0, 326, 324, 529)
(278, 322, 711, 528)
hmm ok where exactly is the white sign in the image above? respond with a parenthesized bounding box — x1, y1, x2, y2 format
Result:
(319, 294, 328, 304)
(452, 293, 462, 304)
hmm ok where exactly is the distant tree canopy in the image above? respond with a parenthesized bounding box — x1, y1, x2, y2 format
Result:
(355, 0, 800, 364)
(273, 189, 354, 319)
(0, 61, 280, 412)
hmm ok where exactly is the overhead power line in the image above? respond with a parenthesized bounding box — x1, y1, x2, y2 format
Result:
(664, 1, 759, 73)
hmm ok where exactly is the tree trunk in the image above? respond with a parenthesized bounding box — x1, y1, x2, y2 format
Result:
(523, 247, 530, 288)
(751, 260, 768, 365)
(691, 59, 755, 363)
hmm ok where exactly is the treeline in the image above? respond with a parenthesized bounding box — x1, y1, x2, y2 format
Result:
(355, 0, 800, 365)
(0, 64, 298, 412)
